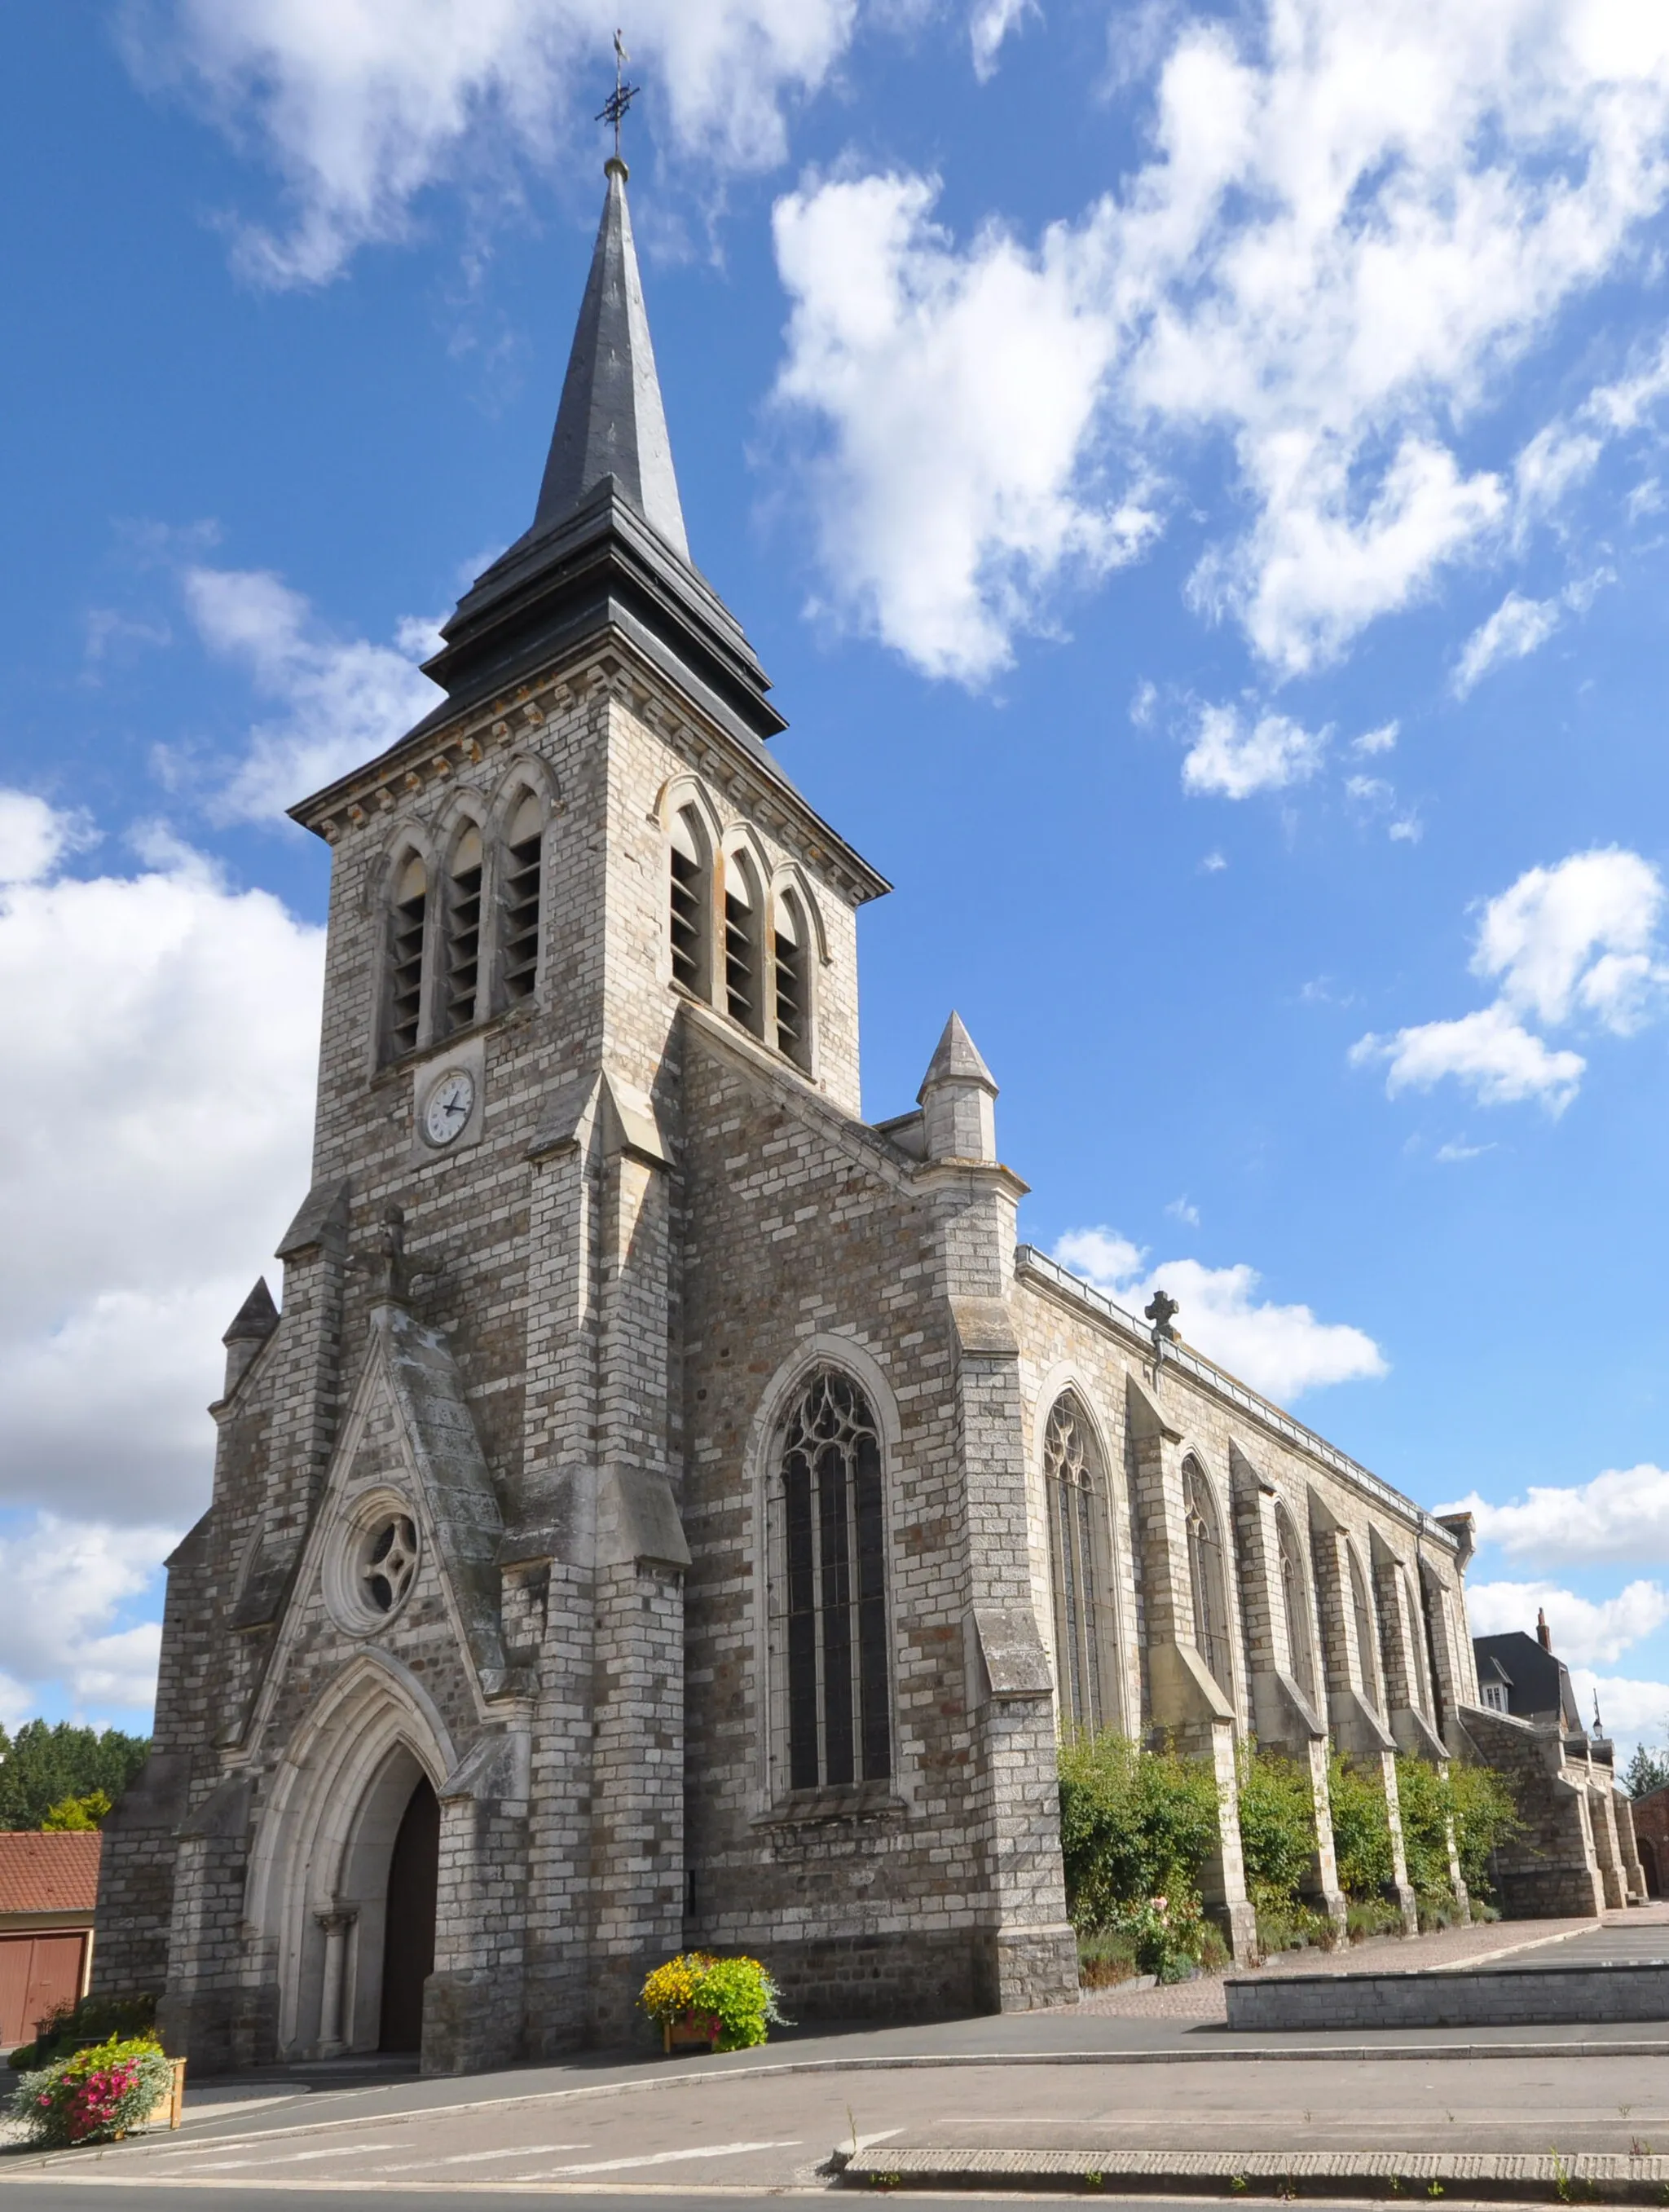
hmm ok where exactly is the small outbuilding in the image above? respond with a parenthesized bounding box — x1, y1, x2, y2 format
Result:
(0, 1831, 101, 2050)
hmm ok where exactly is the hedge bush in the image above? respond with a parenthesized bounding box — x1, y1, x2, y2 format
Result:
(1237, 1748, 1317, 1911)
(1058, 1730, 1221, 1934)
(1447, 1762, 1521, 1904)
(1327, 1752, 1394, 1899)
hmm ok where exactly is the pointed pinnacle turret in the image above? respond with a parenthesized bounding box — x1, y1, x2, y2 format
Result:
(918, 1011, 997, 1102)
(534, 160, 689, 562)
(222, 1276, 279, 1345)
(918, 1012, 998, 1162)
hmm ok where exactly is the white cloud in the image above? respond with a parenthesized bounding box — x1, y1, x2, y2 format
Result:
(0, 795, 324, 1527)
(1199, 849, 1228, 873)
(969, 0, 1035, 80)
(1352, 848, 1669, 1113)
(1446, 1464, 1669, 1568)
(773, 0, 1669, 681)
(1433, 1135, 1492, 1162)
(1350, 1002, 1586, 1113)
(1464, 1578, 1669, 1668)
(182, 566, 441, 823)
(1452, 590, 1561, 696)
(0, 1517, 174, 1730)
(771, 173, 1158, 681)
(1166, 1196, 1201, 1227)
(1353, 721, 1398, 756)
(126, 0, 862, 287)
(1473, 847, 1668, 1034)
(0, 793, 91, 885)
(1568, 1670, 1669, 1753)
(1053, 1226, 1386, 1402)
(1181, 703, 1328, 799)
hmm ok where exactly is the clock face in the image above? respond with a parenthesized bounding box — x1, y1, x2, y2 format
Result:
(423, 1068, 475, 1146)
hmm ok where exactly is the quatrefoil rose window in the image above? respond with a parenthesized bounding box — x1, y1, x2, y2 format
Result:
(361, 1515, 419, 1614)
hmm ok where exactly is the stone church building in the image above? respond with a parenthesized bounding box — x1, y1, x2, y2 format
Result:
(95, 157, 1504, 2076)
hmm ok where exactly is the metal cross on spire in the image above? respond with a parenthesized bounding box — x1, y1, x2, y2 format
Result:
(597, 29, 641, 164)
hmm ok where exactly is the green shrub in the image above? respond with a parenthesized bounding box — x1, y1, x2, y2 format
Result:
(1345, 1897, 1405, 1941)
(10, 1994, 157, 2073)
(1058, 1730, 1222, 1934)
(1447, 1764, 1521, 1905)
(9, 2036, 173, 2147)
(1238, 1748, 1318, 1915)
(1392, 1755, 1454, 1913)
(1254, 1898, 1337, 1956)
(1118, 1893, 1206, 1982)
(1077, 1929, 1141, 1988)
(1328, 1752, 1394, 1900)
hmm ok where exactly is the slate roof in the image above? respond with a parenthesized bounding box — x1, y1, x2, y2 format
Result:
(0, 1831, 102, 1915)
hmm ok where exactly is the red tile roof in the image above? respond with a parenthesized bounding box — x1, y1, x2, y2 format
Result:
(0, 1831, 102, 1915)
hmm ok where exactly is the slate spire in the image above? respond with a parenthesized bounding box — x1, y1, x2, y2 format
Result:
(533, 158, 689, 562)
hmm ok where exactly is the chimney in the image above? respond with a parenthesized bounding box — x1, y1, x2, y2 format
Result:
(1537, 1607, 1552, 1653)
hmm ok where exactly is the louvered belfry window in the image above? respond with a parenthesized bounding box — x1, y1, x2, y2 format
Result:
(388, 853, 427, 1058)
(724, 852, 764, 1036)
(774, 1370, 891, 1792)
(774, 889, 810, 1069)
(669, 805, 708, 995)
(1045, 1395, 1111, 1734)
(500, 793, 543, 1003)
(443, 824, 482, 1034)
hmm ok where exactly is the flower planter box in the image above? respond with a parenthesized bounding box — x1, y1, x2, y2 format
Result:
(141, 2059, 186, 2131)
(661, 2012, 721, 2055)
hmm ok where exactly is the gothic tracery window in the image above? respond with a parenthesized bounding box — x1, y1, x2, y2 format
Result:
(387, 853, 427, 1059)
(772, 1369, 890, 1792)
(1182, 1457, 1231, 1692)
(1348, 1545, 1382, 1711)
(1044, 1395, 1114, 1734)
(500, 792, 544, 1004)
(1277, 1505, 1316, 1702)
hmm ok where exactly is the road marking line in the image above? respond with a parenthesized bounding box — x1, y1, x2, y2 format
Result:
(152, 2140, 403, 2170)
(375, 2144, 591, 2170)
(536, 2137, 801, 2175)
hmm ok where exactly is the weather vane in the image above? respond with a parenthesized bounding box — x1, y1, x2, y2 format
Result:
(597, 29, 640, 164)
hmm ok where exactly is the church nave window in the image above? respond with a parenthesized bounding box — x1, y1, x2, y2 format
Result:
(773, 889, 811, 1070)
(500, 793, 544, 1004)
(443, 825, 483, 1034)
(669, 805, 710, 997)
(1044, 1394, 1115, 1735)
(1183, 1457, 1232, 1694)
(724, 850, 764, 1037)
(1276, 1505, 1317, 1703)
(773, 1368, 891, 1792)
(388, 853, 428, 1060)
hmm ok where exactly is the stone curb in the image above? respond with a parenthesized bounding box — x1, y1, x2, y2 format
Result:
(833, 2146, 1669, 2201)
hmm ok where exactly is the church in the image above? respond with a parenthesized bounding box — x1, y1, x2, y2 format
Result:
(94, 152, 1498, 2077)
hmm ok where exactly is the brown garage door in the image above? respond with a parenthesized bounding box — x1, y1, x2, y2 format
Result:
(0, 1932, 88, 2048)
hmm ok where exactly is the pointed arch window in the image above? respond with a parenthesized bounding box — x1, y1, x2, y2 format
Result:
(1276, 1505, 1316, 1703)
(771, 1369, 891, 1792)
(773, 888, 811, 1069)
(669, 804, 711, 998)
(1044, 1394, 1115, 1734)
(388, 853, 427, 1060)
(443, 824, 482, 1034)
(1182, 1457, 1231, 1692)
(1348, 1545, 1382, 1711)
(724, 850, 764, 1037)
(500, 793, 543, 1004)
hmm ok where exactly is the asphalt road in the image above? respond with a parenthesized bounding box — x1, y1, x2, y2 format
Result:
(0, 2195, 1380, 2211)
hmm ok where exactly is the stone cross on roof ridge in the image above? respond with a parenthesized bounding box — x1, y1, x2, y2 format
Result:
(532, 156, 690, 562)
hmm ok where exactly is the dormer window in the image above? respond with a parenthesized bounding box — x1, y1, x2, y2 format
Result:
(501, 793, 543, 1004)
(443, 826, 482, 1035)
(669, 806, 710, 996)
(773, 889, 811, 1070)
(724, 850, 764, 1037)
(388, 854, 427, 1059)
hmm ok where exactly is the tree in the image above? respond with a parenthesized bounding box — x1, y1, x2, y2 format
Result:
(42, 1790, 114, 1831)
(1624, 1741, 1669, 1800)
(0, 1721, 150, 1831)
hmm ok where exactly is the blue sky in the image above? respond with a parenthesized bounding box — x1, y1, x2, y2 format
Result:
(5, 0, 1669, 1750)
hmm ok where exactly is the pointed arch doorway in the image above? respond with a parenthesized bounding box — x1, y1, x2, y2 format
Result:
(378, 1775, 439, 2051)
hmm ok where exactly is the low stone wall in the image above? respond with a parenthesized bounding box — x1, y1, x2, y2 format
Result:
(1225, 1961, 1669, 2031)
